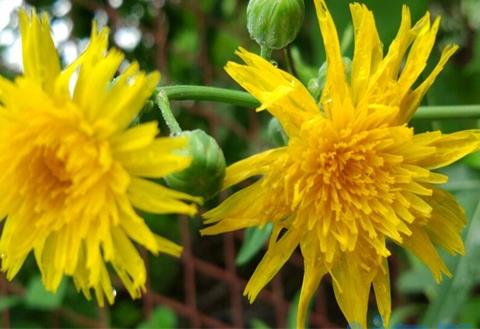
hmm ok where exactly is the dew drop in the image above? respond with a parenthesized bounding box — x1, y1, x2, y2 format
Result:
(270, 60, 278, 67)
(113, 289, 117, 297)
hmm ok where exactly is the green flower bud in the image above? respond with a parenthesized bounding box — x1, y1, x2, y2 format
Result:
(165, 130, 226, 200)
(247, 0, 305, 50)
(267, 117, 288, 146)
(308, 57, 352, 101)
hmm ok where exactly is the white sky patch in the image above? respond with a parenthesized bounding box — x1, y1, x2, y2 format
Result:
(60, 40, 78, 65)
(3, 36, 22, 71)
(51, 17, 72, 44)
(0, 28, 15, 46)
(0, 0, 23, 30)
(52, 0, 72, 17)
(108, 0, 123, 9)
(114, 26, 141, 51)
(94, 9, 109, 30)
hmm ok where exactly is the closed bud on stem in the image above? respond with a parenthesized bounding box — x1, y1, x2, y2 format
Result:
(267, 117, 288, 147)
(165, 129, 226, 200)
(247, 0, 305, 50)
(308, 57, 352, 100)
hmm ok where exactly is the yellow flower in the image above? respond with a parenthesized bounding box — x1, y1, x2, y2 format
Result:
(0, 10, 200, 305)
(202, 1, 480, 328)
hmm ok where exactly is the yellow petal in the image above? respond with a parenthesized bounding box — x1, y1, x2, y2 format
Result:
(110, 122, 159, 153)
(19, 9, 60, 93)
(117, 137, 191, 178)
(224, 147, 286, 189)
(400, 44, 458, 122)
(154, 235, 183, 258)
(297, 236, 326, 329)
(415, 130, 480, 169)
(350, 3, 383, 105)
(373, 259, 391, 327)
(402, 225, 450, 282)
(244, 225, 300, 302)
(225, 48, 318, 137)
(111, 227, 146, 298)
(314, 0, 351, 119)
(395, 14, 439, 106)
(128, 177, 200, 216)
(424, 189, 465, 255)
(330, 253, 373, 329)
(202, 181, 266, 227)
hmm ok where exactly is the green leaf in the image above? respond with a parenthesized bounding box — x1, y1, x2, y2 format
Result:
(0, 295, 22, 311)
(287, 291, 301, 329)
(111, 300, 143, 327)
(236, 223, 272, 266)
(421, 192, 480, 327)
(137, 306, 178, 329)
(459, 297, 480, 327)
(290, 47, 318, 85)
(251, 318, 272, 329)
(389, 304, 425, 329)
(397, 265, 437, 296)
(25, 275, 67, 311)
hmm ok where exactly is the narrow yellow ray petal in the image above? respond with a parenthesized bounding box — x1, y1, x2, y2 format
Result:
(425, 189, 465, 255)
(110, 122, 159, 153)
(415, 130, 480, 169)
(331, 254, 373, 329)
(350, 3, 383, 105)
(117, 137, 191, 178)
(225, 48, 318, 136)
(373, 260, 391, 327)
(224, 147, 286, 189)
(128, 177, 200, 216)
(400, 44, 459, 122)
(402, 225, 451, 282)
(314, 0, 351, 119)
(19, 9, 60, 92)
(244, 226, 300, 302)
(297, 237, 326, 329)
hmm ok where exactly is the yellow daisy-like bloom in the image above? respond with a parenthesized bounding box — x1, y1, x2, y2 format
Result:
(202, 1, 480, 328)
(0, 10, 200, 305)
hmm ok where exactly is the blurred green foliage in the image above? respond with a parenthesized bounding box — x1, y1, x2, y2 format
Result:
(0, 0, 480, 327)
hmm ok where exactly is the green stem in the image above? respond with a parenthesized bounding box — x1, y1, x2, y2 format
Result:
(413, 105, 480, 120)
(158, 85, 480, 121)
(155, 91, 182, 135)
(260, 45, 272, 60)
(160, 85, 259, 108)
(283, 48, 294, 75)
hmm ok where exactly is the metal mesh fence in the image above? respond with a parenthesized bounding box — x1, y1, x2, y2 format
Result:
(0, 214, 342, 328)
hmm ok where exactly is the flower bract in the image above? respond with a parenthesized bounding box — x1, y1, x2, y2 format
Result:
(202, 0, 480, 327)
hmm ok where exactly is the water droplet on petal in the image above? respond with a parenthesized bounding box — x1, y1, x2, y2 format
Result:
(270, 60, 278, 67)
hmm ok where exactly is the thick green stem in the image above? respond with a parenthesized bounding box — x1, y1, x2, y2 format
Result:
(412, 105, 480, 120)
(158, 85, 480, 121)
(156, 91, 182, 135)
(160, 86, 259, 108)
(260, 45, 272, 60)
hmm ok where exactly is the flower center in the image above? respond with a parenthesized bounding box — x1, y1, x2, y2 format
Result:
(4, 108, 116, 215)
(42, 147, 71, 183)
(262, 118, 411, 258)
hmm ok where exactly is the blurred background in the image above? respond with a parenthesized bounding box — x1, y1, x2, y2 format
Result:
(1, 0, 480, 328)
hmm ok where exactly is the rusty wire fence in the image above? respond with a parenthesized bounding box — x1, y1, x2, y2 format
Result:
(0, 215, 345, 328)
